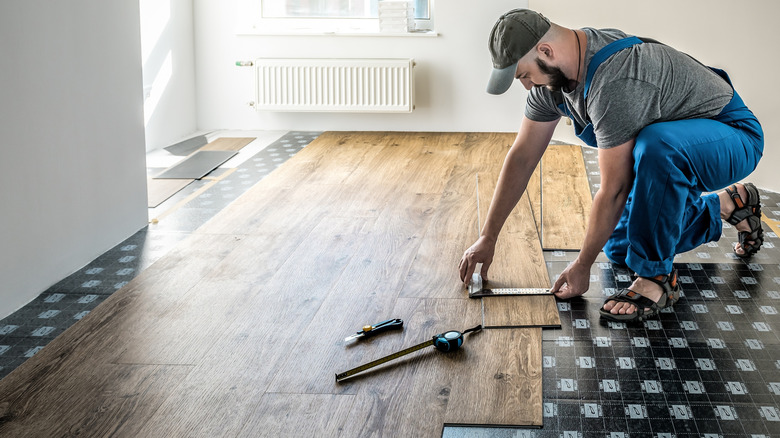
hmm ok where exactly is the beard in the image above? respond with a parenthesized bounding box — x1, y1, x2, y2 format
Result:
(535, 58, 576, 93)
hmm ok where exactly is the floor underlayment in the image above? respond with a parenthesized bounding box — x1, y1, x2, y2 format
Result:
(1, 132, 779, 437)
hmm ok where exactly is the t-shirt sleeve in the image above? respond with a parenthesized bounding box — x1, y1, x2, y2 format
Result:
(588, 78, 661, 148)
(524, 87, 564, 122)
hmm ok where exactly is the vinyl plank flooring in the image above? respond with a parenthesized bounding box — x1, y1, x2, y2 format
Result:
(294, 131, 393, 186)
(266, 192, 440, 395)
(443, 327, 543, 427)
(478, 169, 550, 289)
(482, 295, 561, 328)
(401, 172, 479, 300)
(0, 233, 247, 374)
(154, 150, 237, 179)
(0, 132, 554, 436)
(527, 144, 592, 250)
(117, 216, 367, 365)
(131, 322, 309, 438)
(237, 394, 355, 438)
(338, 298, 483, 438)
(396, 132, 466, 194)
(195, 179, 342, 235)
(146, 177, 194, 208)
(0, 363, 191, 437)
(199, 136, 255, 151)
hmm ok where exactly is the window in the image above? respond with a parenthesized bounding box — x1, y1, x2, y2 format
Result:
(263, 0, 429, 19)
(258, 0, 433, 32)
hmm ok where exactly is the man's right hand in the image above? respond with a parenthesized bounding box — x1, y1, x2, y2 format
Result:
(458, 236, 496, 285)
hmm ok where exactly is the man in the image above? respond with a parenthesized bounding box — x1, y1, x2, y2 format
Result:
(458, 9, 764, 321)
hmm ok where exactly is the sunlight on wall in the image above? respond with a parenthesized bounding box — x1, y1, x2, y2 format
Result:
(140, 0, 171, 66)
(140, 0, 172, 126)
(144, 51, 172, 126)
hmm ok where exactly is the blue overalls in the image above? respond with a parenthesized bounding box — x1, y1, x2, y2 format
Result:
(559, 37, 764, 277)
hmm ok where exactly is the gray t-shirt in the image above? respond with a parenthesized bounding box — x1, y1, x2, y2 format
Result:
(524, 28, 734, 148)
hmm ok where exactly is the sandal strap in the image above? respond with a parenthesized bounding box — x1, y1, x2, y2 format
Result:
(725, 184, 762, 225)
(604, 288, 658, 315)
(640, 269, 681, 309)
(725, 183, 764, 259)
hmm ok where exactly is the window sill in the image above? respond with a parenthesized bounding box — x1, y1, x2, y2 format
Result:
(236, 26, 438, 37)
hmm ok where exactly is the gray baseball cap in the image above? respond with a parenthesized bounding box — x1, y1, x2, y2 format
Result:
(487, 9, 551, 95)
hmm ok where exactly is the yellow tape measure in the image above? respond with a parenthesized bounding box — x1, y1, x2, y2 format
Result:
(335, 325, 482, 382)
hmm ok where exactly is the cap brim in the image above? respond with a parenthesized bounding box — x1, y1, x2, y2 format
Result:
(486, 62, 518, 95)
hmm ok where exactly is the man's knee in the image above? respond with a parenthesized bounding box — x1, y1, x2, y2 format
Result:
(634, 123, 678, 167)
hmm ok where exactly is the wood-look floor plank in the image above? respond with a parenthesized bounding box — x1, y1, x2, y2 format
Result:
(396, 132, 466, 194)
(266, 191, 440, 395)
(0, 232, 247, 402)
(482, 296, 561, 328)
(0, 363, 191, 437)
(528, 144, 592, 250)
(130, 321, 320, 438)
(293, 131, 392, 186)
(401, 179, 477, 300)
(444, 328, 543, 427)
(478, 169, 550, 289)
(338, 298, 483, 438)
(237, 394, 355, 438)
(199, 136, 255, 151)
(117, 216, 367, 366)
(195, 177, 343, 235)
(147, 177, 194, 208)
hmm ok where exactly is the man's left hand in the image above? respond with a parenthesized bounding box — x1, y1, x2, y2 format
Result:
(550, 258, 591, 299)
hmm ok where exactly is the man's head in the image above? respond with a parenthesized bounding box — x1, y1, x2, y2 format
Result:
(487, 9, 553, 94)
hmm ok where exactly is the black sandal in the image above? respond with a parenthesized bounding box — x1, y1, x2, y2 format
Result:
(724, 183, 764, 259)
(599, 269, 681, 322)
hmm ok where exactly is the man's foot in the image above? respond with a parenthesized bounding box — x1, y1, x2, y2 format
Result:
(599, 270, 680, 322)
(719, 183, 764, 258)
(601, 277, 663, 316)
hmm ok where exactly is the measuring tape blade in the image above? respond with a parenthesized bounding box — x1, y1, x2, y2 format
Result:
(336, 339, 434, 382)
(469, 287, 551, 298)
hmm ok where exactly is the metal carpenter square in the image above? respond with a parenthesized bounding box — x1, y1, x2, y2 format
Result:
(469, 287, 551, 298)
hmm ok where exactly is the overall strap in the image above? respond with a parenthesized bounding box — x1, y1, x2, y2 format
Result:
(583, 36, 644, 99)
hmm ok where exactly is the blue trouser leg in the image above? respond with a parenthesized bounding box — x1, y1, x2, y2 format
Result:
(603, 91, 763, 277)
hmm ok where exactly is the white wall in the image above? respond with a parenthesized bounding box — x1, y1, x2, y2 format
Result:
(0, 1, 148, 319)
(192, 0, 530, 133)
(141, 0, 199, 152)
(530, 0, 780, 193)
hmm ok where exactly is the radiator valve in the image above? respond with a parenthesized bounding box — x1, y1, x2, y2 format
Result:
(236, 61, 254, 67)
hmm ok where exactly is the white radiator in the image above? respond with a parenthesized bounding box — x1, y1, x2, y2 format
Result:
(250, 58, 415, 113)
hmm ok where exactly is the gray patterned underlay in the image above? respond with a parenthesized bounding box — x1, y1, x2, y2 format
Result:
(0, 131, 320, 380)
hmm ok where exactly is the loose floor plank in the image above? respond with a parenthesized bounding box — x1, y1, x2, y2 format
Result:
(482, 296, 561, 328)
(199, 136, 255, 151)
(146, 177, 194, 208)
(528, 144, 592, 250)
(444, 328, 543, 427)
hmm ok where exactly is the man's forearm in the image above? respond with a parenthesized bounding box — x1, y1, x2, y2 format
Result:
(577, 187, 630, 266)
(481, 153, 537, 242)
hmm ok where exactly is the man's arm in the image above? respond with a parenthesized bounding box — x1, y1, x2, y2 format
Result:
(551, 138, 635, 299)
(459, 115, 559, 284)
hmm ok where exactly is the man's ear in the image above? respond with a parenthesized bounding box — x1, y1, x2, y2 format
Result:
(537, 43, 554, 61)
